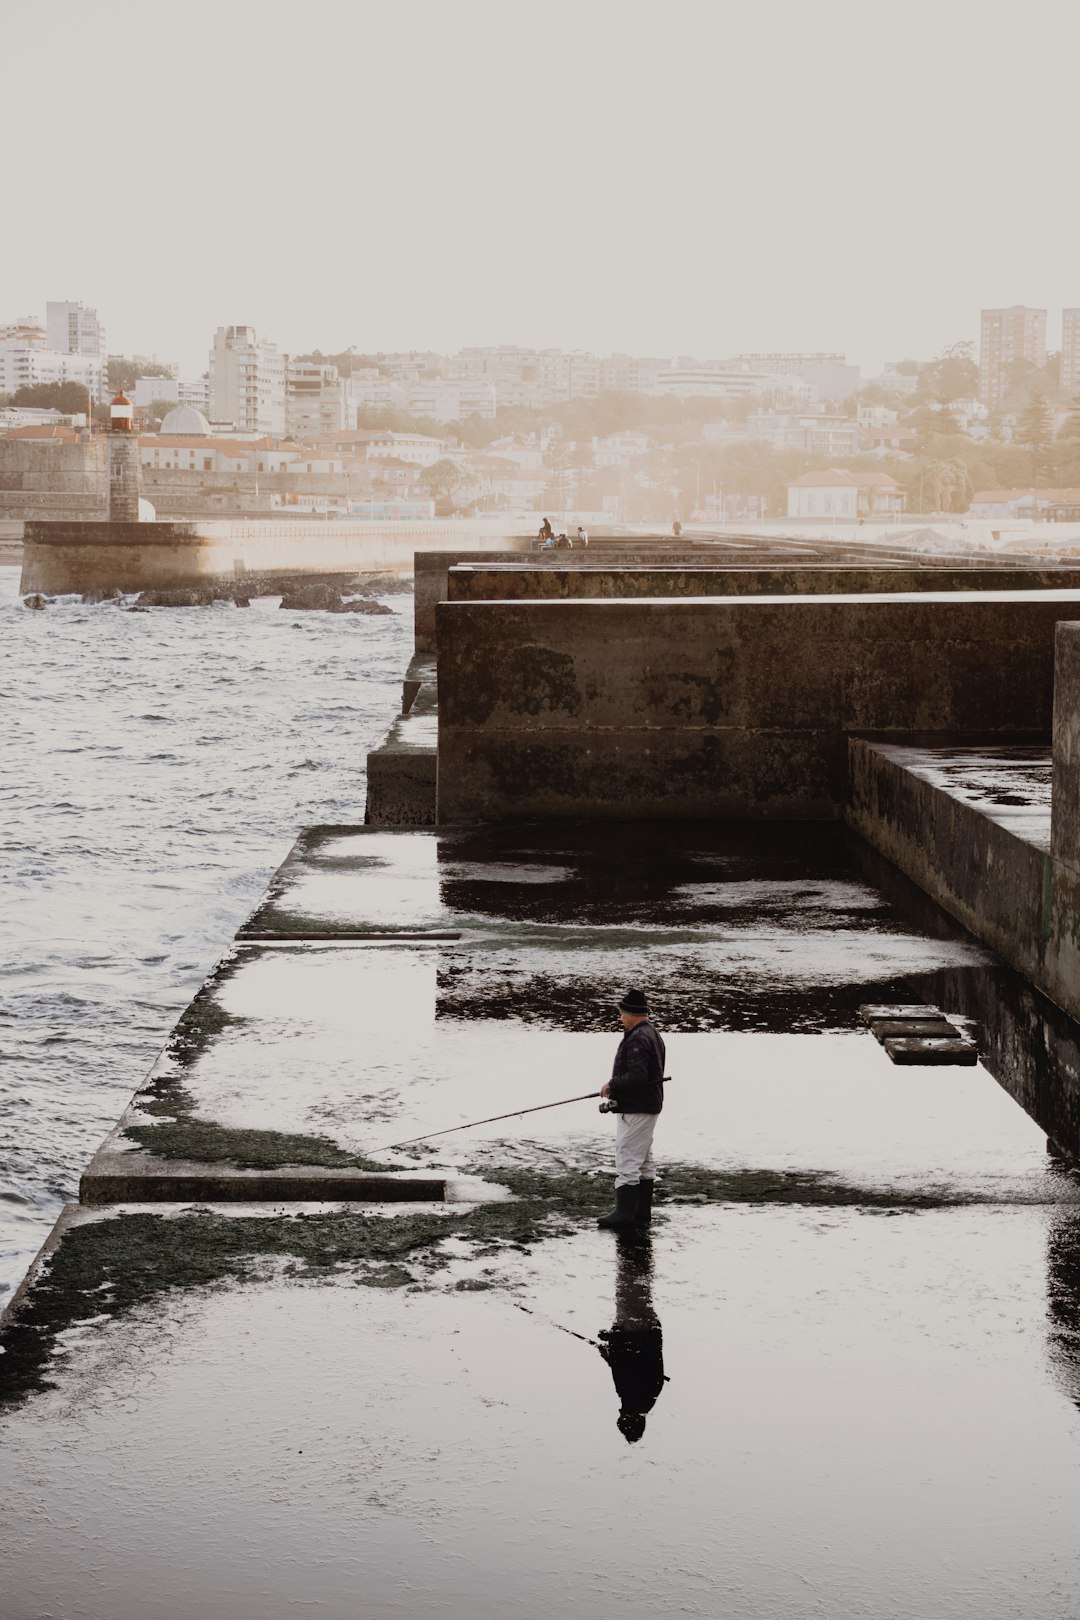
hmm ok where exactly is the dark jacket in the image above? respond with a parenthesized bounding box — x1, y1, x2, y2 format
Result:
(608, 1019, 665, 1114)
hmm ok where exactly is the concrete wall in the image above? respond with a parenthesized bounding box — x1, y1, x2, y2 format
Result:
(415, 545, 748, 654)
(0, 437, 105, 493)
(848, 735, 1080, 1027)
(437, 593, 1077, 822)
(20, 521, 535, 595)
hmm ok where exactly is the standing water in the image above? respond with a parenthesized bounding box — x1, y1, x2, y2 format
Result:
(0, 567, 409, 1303)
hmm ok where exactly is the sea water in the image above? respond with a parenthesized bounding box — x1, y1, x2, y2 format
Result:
(0, 568, 409, 1303)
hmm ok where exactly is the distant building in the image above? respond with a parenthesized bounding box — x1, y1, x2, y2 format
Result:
(857, 405, 898, 428)
(787, 469, 905, 519)
(209, 326, 286, 435)
(133, 377, 180, 409)
(400, 379, 497, 423)
(0, 324, 106, 403)
(361, 430, 444, 469)
(159, 406, 212, 436)
(747, 411, 859, 456)
(652, 366, 767, 399)
(732, 353, 860, 401)
(592, 430, 649, 466)
(861, 425, 917, 456)
(45, 301, 105, 359)
(1062, 310, 1080, 398)
(286, 360, 346, 439)
(969, 487, 1080, 519)
(979, 307, 1047, 406)
(598, 354, 668, 395)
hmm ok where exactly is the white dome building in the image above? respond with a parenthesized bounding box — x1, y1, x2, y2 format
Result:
(160, 405, 211, 436)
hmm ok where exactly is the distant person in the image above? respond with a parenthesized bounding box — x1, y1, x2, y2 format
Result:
(577, 526, 589, 548)
(556, 531, 571, 549)
(598, 989, 665, 1229)
(538, 517, 553, 542)
(672, 519, 682, 538)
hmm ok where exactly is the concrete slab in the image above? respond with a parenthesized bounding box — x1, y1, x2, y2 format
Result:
(884, 1036, 979, 1065)
(4, 1199, 1080, 1617)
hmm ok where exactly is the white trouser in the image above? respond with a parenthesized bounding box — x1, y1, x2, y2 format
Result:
(614, 1112, 658, 1188)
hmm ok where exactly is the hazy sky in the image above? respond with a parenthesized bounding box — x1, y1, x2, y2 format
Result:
(5, 0, 1079, 378)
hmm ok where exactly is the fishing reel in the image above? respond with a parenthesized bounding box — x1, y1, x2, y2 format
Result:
(598, 1099, 621, 1114)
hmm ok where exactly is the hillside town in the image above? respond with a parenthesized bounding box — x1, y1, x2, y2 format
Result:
(3, 302, 1080, 525)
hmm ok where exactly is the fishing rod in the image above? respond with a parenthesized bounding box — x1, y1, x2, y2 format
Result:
(512, 1302, 600, 1348)
(372, 1077, 671, 1155)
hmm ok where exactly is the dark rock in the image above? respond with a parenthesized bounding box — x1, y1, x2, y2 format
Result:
(341, 597, 393, 616)
(23, 594, 49, 610)
(279, 584, 343, 612)
(136, 589, 205, 608)
(234, 596, 251, 608)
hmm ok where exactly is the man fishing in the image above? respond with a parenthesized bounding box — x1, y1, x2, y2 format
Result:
(597, 989, 665, 1230)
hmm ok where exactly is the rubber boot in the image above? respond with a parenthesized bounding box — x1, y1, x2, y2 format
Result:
(598, 1183, 638, 1230)
(635, 1179, 655, 1225)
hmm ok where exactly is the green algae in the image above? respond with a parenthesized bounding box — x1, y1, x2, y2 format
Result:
(126, 1077, 398, 1173)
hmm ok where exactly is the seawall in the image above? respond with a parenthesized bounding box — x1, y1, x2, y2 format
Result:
(19, 519, 535, 595)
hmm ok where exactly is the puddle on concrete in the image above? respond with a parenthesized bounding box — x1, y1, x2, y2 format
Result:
(3, 1203, 1080, 1618)
(879, 745, 1053, 849)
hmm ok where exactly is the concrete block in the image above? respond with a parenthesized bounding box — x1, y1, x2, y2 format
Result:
(859, 1003, 943, 1023)
(883, 1037, 979, 1065)
(871, 1018, 959, 1039)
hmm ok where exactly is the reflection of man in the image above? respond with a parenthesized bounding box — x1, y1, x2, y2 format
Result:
(598, 1233, 666, 1443)
(598, 989, 665, 1230)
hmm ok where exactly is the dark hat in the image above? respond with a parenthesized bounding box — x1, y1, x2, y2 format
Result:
(618, 989, 649, 1015)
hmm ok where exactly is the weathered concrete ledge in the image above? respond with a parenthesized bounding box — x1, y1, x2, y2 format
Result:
(848, 735, 1080, 1026)
(80, 1145, 445, 1205)
(436, 592, 1077, 822)
(413, 544, 736, 654)
(448, 561, 1080, 607)
(366, 672, 438, 825)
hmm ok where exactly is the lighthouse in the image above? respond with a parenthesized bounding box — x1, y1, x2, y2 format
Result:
(107, 388, 142, 522)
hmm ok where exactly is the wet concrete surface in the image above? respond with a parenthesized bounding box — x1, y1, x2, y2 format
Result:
(4, 1200, 1080, 1618)
(872, 745, 1052, 851)
(9, 822, 1080, 1614)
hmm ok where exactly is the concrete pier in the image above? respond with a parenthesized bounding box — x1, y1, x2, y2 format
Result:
(13, 539, 1080, 1616)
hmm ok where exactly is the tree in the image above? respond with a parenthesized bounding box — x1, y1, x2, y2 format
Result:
(1058, 396, 1080, 442)
(419, 459, 465, 504)
(10, 381, 95, 415)
(1016, 387, 1054, 483)
(921, 340, 978, 409)
(107, 356, 173, 392)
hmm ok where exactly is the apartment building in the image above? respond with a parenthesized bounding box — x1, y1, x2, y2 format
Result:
(1062, 310, 1080, 397)
(0, 325, 106, 402)
(285, 360, 347, 439)
(746, 411, 859, 456)
(209, 326, 286, 435)
(46, 301, 106, 359)
(979, 306, 1047, 406)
